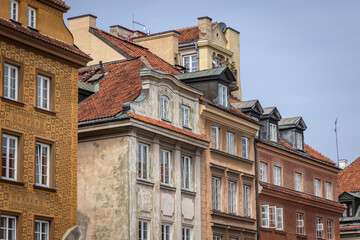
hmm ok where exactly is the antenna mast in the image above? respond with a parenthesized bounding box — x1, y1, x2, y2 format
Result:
(335, 118, 340, 165)
(132, 13, 147, 32)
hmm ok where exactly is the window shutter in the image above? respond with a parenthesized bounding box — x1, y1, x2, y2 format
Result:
(261, 205, 269, 227)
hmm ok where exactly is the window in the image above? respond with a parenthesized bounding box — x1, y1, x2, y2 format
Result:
(35, 143, 50, 187)
(183, 54, 198, 72)
(269, 206, 276, 228)
(342, 202, 353, 217)
(295, 173, 302, 191)
(228, 181, 236, 214)
(4, 64, 18, 101)
(327, 219, 333, 240)
(160, 150, 171, 185)
(325, 182, 331, 200)
(2, 134, 18, 181)
(181, 106, 190, 128)
(27, 6, 36, 28)
(218, 84, 228, 107)
(212, 177, 221, 211)
(262, 205, 283, 230)
(35, 220, 49, 240)
(10, 0, 18, 21)
(139, 220, 149, 240)
(211, 126, 219, 149)
(182, 227, 191, 240)
(317, 217, 323, 239)
(226, 132, 234, 155)
(269, 123, 277, 142)
(182, 156, 191, 190)
(161, 224, 171, 240)
(261, 205, 269, 227)
(37, 75, 50, 110)
(213, 236, 222, 240)
(314, 179, 321, 197)
(295, 132, 303, 150)
(1, 215, 16, 240)
(297, 213, 304, 235)
(243, 185, 250, 217)
(160, 96, 169, 120)
(260, 162, 267, 182)
(138, 144, 149, 180)
(241, 137, 249, 159)
(276, 208, 283, 230)
(273, 166, 281, 186)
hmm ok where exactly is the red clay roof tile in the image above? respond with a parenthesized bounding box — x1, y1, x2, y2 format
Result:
(176, 22, 217, 44)
(47, 0, 70, 10)
(304, 144, 336, 165)
(338, 156, 360, 195)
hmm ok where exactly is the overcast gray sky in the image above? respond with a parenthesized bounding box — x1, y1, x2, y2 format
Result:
(65, 0, 360, 164)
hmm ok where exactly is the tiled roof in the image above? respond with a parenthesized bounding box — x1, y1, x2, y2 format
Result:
(176, 22, 217, 44)
(304, 144, 335, 165)
(340, 225, 360, 231)
(229, 96, 241, 104)
(338, 157, 360, 195)
(47, 0, 70, 10)
(260, 182, 345, 209)
(0, 17, 90, 59)
(90, 28, 179, 75)
(128, 111, 208, 142)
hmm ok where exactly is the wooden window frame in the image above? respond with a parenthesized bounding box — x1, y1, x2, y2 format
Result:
(10, 0, 19, 21)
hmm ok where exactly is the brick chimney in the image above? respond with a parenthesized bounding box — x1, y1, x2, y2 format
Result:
(198, 16, 212, 41)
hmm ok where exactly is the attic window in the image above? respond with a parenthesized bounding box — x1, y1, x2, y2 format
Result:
(342, 202, 353, 217)
(269, 123, 277, 142)
(295, 132, 303, 150)
(218, 84, 228, 107)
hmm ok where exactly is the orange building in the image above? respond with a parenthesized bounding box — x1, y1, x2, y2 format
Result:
(0, 0, 90, 239)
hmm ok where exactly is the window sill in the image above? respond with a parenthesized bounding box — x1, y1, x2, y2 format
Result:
(137, 179, 154, 187)
(27, 26, 38, 32)
(211, 210, 256, 223)
(0, 178, 25, 186)
(10, 19, 21, 25)
(34, 107, 57, 116)
(161, 118, 172, 124)
(182, 126, 192, 131)
(210, 148, 254, 164)
(0, 97, 25, 107)
(296, 234, 308, 239)
(160, 184, 176, 191)
(181, 189, 196, 196)
(33, 185, 57, 193)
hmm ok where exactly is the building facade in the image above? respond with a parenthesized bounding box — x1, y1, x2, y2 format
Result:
(0, 0, 90, 239)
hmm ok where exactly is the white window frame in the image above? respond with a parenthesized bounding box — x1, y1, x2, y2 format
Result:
(181, 105, 190, 128)
(212, 176, 221, 211)
(182, 156, 191, 190)
(161, 223, 171, 240)
(211, 126, 219, 150)
(183, 54, 198, 72)
(325, 182, 332, 200)
(295, 173, 302, 192)
(160, 96, 169, 120)
(295, 132, 303, 150)
(27, 6, 36, 28)
(276, 208, 283, 230)
(218, 84, 228, 107)
(273, 166, 281, 186)
(314, 179, 321, 197)
(260, 162, 267, 182)
(139, 220, 149, 240)
(317, 217, 323, 239)
(35, 142, 50, 187)
(160, 150, 171, 185)
(242, 137, 249, 159)
(4, 63, 18, 101)
(327, 219, 333, 240)
(261, 205, 269, 227)
(35, 220, 49, 240)
(213, 236, 222, 240)
(228, 181, 236, 214)
(269, 206, 276, 228)
(2, 134, 18, 181)
(37, 75, 50, 110)
(1, 215, 16, 240)
(226, 132, 234, 155)
(10, 0, 18, 21)
(138, 143, 149, 180)
(243, 185, 251, 217)
(296, 212, 304, 235)
(182, 227, 191, 240)
(269, 123, 277, 142)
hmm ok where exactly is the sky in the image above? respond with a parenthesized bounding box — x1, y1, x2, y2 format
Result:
(64, 0, 360, 164)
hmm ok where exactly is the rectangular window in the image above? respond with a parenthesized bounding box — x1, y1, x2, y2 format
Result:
(211, 126, 219, 149)
(4, 64, 18, 101)
(327, 219, 333, 240)
(226, 132, 234, 155)
(295, 132, 303, 150)
(160, 96, 169, 120)
(182, 227, 191, 240)
(273, 166, 281, 186)
(314, 179, 321, 197)
(183, 54, 198, 72)
(27, 6, 36, 28)
(325, 182, 331, 200)
(297, 212, 304, 235)
(295, 173, 302, 191)
(160, 150, 171, 185)
(2, 134, 18, 181)
(269, 123, 277, 142)
(37, 75, 50, 110)
(228, 181, 236, 214)
(1, 215, 16, 240)
(218, 84, 228, 107)
(212, 177, 221, 211)
(35, 220, 49, 240)
(182, 156, 191, 190)
(161, 224, 171, 240)
(317, 217, 323, 239)
(241, 137, 249, 159)
(10, 0, 18, 21)
(243, 185, 251, 217)
(138, 144, 149, 180)
(35, 143, 50, 187)
(213, 236, 222, 240)
(343, 202, 353, 217)
(139, 220, 149, 240)
(276, 208, 283, 230)
(181, 106, 190, 128)
(261, 205, 269, 227)
(269, 206, 276, 228)
(260, 162, 267, 182)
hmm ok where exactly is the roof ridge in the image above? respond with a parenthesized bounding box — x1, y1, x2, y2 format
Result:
(176, 25, 198, 31)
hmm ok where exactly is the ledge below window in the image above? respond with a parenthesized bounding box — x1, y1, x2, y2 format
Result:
(210, 148, 254, 164)
(0, 97, 25, 107)
(160, 184, 176, 192)
(296, 234, 308, 239)
(211, 210, 256, 223)
(260, 227, 286, 235)
(181, 189, 196, 196)
(33, 185, 57, 193)
(0, 178, 25, 186)
(137, 179, 155, 187)
(34, 107, 57, 116)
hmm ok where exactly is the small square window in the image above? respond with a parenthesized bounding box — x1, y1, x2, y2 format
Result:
(27, 7, 36, 28)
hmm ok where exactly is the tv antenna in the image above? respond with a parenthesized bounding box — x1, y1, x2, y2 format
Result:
(132, 13, 147, 33)
(334, 118, 340, 165)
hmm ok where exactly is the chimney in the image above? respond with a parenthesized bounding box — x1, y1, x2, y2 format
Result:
(68, 14, 97, 30)
(198, 16, 212, 41)
(339, 159, 348, 169)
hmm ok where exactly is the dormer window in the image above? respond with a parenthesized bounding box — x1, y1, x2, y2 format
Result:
(160, 96, 169, 120)
(295, 132, 303, 150)
(218, 84, 228, 107)
(269, 123, 277, 142)
(27, 6, 36, 28)
(342, 202, 353, 217)
(10, 0, 18, 21)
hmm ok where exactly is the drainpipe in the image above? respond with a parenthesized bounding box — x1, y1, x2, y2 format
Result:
(254, 138, 260, 240)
